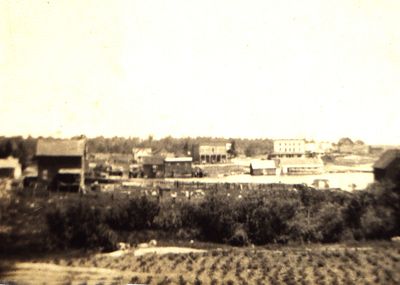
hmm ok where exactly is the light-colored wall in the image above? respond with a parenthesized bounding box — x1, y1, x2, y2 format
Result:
(274, 139, 305, 154)
(199, 145, 227, 155)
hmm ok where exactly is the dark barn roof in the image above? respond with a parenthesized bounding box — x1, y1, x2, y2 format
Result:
(36, 139, 86, 157)
(142, 156, 164, 165)
(373, 149, 400, 169)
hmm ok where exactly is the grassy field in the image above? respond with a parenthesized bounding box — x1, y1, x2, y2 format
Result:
(1, 242, 400, 284)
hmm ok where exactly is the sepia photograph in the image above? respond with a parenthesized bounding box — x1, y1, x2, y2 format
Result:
(1, 0, 400, 284)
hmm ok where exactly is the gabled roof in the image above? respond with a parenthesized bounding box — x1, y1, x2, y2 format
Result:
(142, 156, 164, 165)
(279, 157, 324, 167)
(250, 160, 277, 170)
(165, 157, 193, 163)
(132, 148, 152, 155)
(373, 149, 400, 169)
(36, 139, 86, 157)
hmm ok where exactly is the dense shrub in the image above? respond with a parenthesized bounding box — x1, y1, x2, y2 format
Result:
(46, 202, 117, 251)
(247, 199, 299, 244)
(107, 196, 160, 231)
(314, 203, 345, 242)
(228, 224, 249, 246)
(46, 181, 400, 249)
(46, 195, 159, 251)
(190, 194, 238, 242)
(154, 203, 183, 230)
(360, 206, 396, 239)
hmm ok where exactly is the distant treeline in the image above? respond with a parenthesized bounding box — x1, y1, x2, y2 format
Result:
(86, 136, 273, 157)
(0, 136, 274, 167)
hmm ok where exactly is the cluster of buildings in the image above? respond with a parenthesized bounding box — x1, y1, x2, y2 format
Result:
(134, 156, 194, 179)
(250, 139, 325, 176)
(10, 139, 231, 192)
(270, 139, 333, 159)
(3, 135, 399, 192)
(130, 143, 230, 178)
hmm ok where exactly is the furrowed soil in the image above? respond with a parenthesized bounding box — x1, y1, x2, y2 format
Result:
(1, 242, 400, 285)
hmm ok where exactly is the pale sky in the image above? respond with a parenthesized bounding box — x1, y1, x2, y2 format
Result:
(1, 0, 399, 144)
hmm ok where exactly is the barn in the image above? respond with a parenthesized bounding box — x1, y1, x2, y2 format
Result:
(36, 138, 86, 191)
(164, 157, 193, 178)
(142, 156, 164, 178)
(373, 149, 400, 185)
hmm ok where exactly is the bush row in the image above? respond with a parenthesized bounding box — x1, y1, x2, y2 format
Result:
(187, 183, 400, 245)
(46, 181, 400, 250)
(46, 196, 160, 251)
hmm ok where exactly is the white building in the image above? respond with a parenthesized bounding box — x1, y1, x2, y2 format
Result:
(305, 140, 334, 155)
(132, 148, 152, 163)
(0, 156, 22, 179)
(273, 139, 306, 158)
(279, 157, 324, 175)
(250, 160, 278, 176)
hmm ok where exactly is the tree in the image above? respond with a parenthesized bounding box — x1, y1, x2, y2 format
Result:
(228, 140, 238, 158)
(354, 140, 365, 145)
(183, 141, 190, 155)
(147, 135, 154, 147)
(244, 145, 256, 157)
(338, 137, 353, 146)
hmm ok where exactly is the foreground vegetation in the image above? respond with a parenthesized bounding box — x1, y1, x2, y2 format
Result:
(42, 181, 399, 250)
(1, 181, 400, 284)
(2, 180, 398, 254)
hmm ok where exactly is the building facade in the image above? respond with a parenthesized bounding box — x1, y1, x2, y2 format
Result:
(278, 157, 324, 175)
(192, 144, 228, 164)
(36, 139, 86, 191)
(141, 156, 164, 178)
(132, 148, 152, 163)
(164, 157, 193, 178)
(272, 139, 306, 158)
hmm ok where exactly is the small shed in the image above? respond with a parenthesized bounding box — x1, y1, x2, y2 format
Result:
(142, 156, 164, 178)
(250, 160, 277, 176)
(36, 139, 86, 191)
(373, 149, 400, 185)
(0, 156, 22, 179)
(164, 157, 193, 178)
